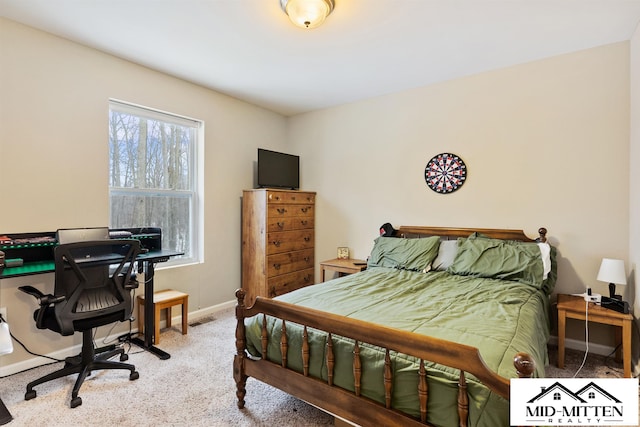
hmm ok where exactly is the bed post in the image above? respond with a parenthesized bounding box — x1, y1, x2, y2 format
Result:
(233, 289, 248, 409)
(512, 354, 535, 427)
(513, 352, 535, 378)
(537, 227, 547, 243)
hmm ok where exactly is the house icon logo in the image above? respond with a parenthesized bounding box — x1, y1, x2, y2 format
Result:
(511, 378, 638, 426)
(527, 381, 622, 406)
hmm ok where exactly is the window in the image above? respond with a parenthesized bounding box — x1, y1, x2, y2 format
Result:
(108, 100, 201, 265)
(553, 392, 561, 400)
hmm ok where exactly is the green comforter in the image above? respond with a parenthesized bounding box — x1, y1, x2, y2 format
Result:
(245, 266, 551, 427)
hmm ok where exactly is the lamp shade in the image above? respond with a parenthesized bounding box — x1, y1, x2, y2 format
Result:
(280, 0, 334, 29)
(596, 258, 627, 285)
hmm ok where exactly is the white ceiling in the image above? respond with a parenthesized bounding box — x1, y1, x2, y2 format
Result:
(2, 0, 640, 116)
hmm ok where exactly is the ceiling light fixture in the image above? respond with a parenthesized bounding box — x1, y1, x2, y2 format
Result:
(280, 0, 335, 29)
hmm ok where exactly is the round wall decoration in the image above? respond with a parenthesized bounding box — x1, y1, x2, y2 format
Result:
(424, 153, 467, 194)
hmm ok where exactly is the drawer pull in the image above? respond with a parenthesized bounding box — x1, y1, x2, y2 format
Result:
(273, 240, 282, 247)
(269, 287, 276, 297)
(304, 257, 310, 262)
(301, 207, 311, 213)
(277, 208, 287, 214)
(304, 275, 311, 282)
(304, 236, 310, 242)
(300, 220, 308, 226)
(273, 263, 281, 270)
(277, 222, 285, 228)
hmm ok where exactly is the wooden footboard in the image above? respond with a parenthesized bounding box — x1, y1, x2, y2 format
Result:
(233, 289, 535, 427)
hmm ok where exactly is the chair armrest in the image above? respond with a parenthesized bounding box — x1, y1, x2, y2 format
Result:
(19, 285, 66, 330)
(18, 286, 65, 306)
(18, 285, 45, 299)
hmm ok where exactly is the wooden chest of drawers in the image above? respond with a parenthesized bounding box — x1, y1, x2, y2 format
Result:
(242, 189, 316, 305)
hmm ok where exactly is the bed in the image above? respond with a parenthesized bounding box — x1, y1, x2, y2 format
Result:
(234, 226, 556, 427)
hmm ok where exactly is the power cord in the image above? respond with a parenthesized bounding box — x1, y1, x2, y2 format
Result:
(572, 299, 589, 377)
(572, 301, 640, 379)
(3, 323, 64, 366)
(600, 343, 625, 378)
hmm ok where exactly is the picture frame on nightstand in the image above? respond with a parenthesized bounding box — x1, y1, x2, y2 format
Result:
(337, 247, 349, 259)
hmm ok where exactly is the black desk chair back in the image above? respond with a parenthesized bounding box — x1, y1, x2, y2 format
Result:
(19, 239, 141, 408)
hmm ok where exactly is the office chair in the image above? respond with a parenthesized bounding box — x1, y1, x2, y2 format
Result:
(19, 239, 141, 408)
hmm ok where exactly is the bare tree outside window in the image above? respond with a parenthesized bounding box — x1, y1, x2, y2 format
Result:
(109, 100, 200, 264)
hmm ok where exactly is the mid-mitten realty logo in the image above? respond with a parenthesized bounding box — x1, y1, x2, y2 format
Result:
(511, 378, 638, 426)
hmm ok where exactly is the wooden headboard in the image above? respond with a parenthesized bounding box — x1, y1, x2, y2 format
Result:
(397, 225, 547, 243)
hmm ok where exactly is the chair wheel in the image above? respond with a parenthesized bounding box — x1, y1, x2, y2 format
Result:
(130, 371, 139, 381)
(25, 390, 36, 400)
(70, 396, 82, 408)
(120, 353, 128, 361)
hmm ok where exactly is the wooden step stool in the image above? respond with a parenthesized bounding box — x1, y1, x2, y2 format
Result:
(137, 289, 188, 344)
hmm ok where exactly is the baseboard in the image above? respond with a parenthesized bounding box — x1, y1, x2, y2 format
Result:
(186, 299, 235, 323)
(548, 335, 617, 357)
(0, 299, 236, 377)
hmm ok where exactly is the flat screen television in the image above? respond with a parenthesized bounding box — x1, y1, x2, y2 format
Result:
(257, 148, 300, 189)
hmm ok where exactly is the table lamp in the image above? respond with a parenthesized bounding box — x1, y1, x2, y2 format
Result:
(596, 258, 626, 300)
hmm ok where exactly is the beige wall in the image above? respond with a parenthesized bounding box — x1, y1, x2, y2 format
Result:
(289, 42, 631, 350)
(1, 16, 635, 373)
(630, 23, 640, 373)
(0, 18, 287, 372)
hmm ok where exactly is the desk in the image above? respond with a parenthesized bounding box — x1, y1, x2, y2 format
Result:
(557, 294, 633, 378)
(1, 248, 181, 360)
(320, 258, 367, 282)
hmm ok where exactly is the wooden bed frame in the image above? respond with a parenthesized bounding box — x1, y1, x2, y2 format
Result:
(234, 226, 548, 427)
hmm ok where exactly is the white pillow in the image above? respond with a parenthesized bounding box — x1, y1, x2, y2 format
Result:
(431, 240, 459, 271)
(537, 242, 551, 280)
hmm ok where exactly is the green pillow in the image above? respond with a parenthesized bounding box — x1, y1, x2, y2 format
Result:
(367, 236, 440, 272)
(447, 235, 544, 287)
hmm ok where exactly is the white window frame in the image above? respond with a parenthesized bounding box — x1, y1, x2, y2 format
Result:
(108, 99, 203, 267)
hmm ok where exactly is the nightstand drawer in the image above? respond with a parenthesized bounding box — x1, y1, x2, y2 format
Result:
(267, 249, 314, 277)
(267, 268, 314, 297)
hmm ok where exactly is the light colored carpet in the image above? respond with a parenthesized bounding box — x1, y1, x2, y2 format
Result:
(0, 308, 332, 426)
(0, 307, 631, 426)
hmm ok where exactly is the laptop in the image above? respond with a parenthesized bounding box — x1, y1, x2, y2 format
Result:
(56, 227, 110, 244)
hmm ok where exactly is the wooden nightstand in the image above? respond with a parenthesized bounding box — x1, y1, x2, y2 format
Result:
(320, 258, 367, 282)
(556, 294, 633, 378)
